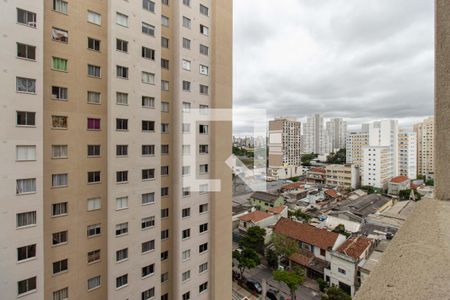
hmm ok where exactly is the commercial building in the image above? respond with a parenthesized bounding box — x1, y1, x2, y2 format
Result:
(413, 116, 434, 178)
(0, 1, 232, 299)
(325, 164, 361, 190)
(398, 130, 417, 179)
(268, 117, 302, 167)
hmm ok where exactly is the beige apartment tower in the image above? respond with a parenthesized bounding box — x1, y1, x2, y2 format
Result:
(413, 116, 435, 178)
(0, 0, 232, 299)
(268, 118, 302, 167)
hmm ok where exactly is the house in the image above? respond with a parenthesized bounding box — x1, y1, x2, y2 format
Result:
(249, 191, 285, 211)
(323, 211, 364, 233)
(267, 205, 289, 219)
(306, 167, 326, 185)
(273, 218, 347, 279)
(325, 164, 361, 190)
(238, 210, 276, 232)
(279, 181, 305, 193)
(337, 194, 393, 218)
(388, 176, 410, 195)
(324, 237, 373, 296)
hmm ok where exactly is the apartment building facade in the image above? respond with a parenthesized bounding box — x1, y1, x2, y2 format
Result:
(0, 0, 232, 299)
(325, 164, 360, 190)
(346, 131, 369, 168)
(398, 130, 417, 180)
(303, 113, 331, 155)
(268, 117, 302, 167)
(413, 116, 434, 178)
(326, 118, 347, 151)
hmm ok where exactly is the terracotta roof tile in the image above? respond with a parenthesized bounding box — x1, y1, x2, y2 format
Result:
(325, 189, 338, 198)
(239, 210, 273, 223)
(289, 250, 314, 267)
(280, 182, 304, 191)
(336, 237, 372, 259)
(390, 176, 410, 183)
(310, 167, 326, 174)
(268, 205, 286, 214)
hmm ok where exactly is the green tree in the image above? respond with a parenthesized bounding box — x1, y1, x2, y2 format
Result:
(361, 185, 375, 194)
(301, 153, 318, 166)
(333, 224, 350, 238)
(426, 178, 434, 186)
(322, 286, 352, 300)
(317, 278, 329, 292)
(273, 267, 305, 300)
(239, 226, 266, 254)
(272, 233, 299, 264)
(326, 149, 346, 164)
(233, 248, 260, 280)
(266, 248, 278, 269)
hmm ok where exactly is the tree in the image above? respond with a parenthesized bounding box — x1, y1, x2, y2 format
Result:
(239, 226, 266, 254)
(301, 153, 318, 166)
(272, 233, 300, 265)
(233, 248, 260, 280)
(273, 267, 305, 300)
(426, 178, 434, 186)
(399, 189, 422, 201)
(322, 286, 352, 300)
(333, 224, 350, 238)
(361, 185, 375, 194)
(266, 248, 278, 269)
(317, 278, 329, 292)
(326, 149, 346, 164)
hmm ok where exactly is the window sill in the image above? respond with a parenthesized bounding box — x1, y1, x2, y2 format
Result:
(16, 159, 37, 162)
(17, 290, 37, 298)
(51, 242, 68, 248)
(87, 285, 101, 292)
(17, 257, 37, 264)
(51, 213, 68, 218)
(16, 191, 37, 196)
(16, 56, 36, 62)
(116, 181, 128, 184)
(115, 284, 128, 291)
(16, 91, 37, 95)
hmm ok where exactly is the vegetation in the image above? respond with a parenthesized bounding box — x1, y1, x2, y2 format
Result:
(272, 233, 300, 264)
(332, 224, 351, 238)
(266, 248, 279, 269)
(399, 189, 422, 201)
(232, 248, 260, 280)
(273, 267, 305, 300)
(317, 278, 329, 292)
(361, 185, 375, 194)
(289, 209, 312, 223)
(425, 178, 434, 186)
(326, 149, 346, 164)
(233, 146, 254, 158)
(291, 176, 300, 182)
(301, 153, 318, 166)
(239, 226, 266, 254)
(321, 286, 352, 300)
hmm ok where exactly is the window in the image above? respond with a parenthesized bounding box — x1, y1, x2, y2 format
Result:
(161, 123, 169, 133)
(87, 224, 101, 237)
(52, 202, 68, 216)
(182, 187, 191, 197)
(17, 8, 36, 28)
(116, 118, 128, 131)
(162, 15, 169, 27)
(182, 229, 191, 239)
(161, 166, 169, 176)
(53, 259, 68, 274)
(142, 216, 155, 229)
(142, 288, 155, 300)
(87, 145, 100, 157)
(199, 282, 208, 293)
(161, 101, 169, 112)
(88, 64, 101, 77)
(142, 22, 155, 36)
(18, 277, 36, 296)
(161, 272, 169, 283)
(16, 145, 36, 161)
(161, 58, 169, 69)
(16, 179, 36, 194)
(52, 86, 68, 100)
(17, 244, 36, 261)
(161, 80, 169, 91)
(87, 249, 100, 263)
(53, 287, 69, 300)
(182, 81, 191, 91)
(116, 12, 128, 27)
(200, 4, 209, 16)
(87, 91, 101, 104)
(88, 37, 100, 51)
(142, 264, 155, 277)
(199, 203, 208, 213)
(199, 243, 208, 253)
(116, 248, 128, 262)
(183, 0, 191, 6)
(182, 270, 191, 281)
(338, 268, 346, 275)
(116, 65, 128, 79)
(116, 222, 128, 236)
(183, 38, 191, 49)
(87, 198, 101, 211)
(199, 262, 208, 273)
(200, 64, 209, 75)
(182, 292, 190, 300)
(116, 92, 128, 105)
(116, 274, 128, 288)
(16, 77, 36, 93)
(200, 164, 209, 174)
(51, 27, 68, 43)
(199, 124, 209, 134)
(88, 276, 101, 290)
(161, 208, 169, 218)
(161, 251, 169, 261)
(142, 71, 155, 84)
(161, 229, 169, 240)
(142, 145, 155, 156)
(52, 173, 68, 188)
(87, 171, 101, 183)
(161, 145, 169, 154)
(53, 0, 68, 14)
(200, 44, 209, 55)
(142, 120, 155, 131)
(182, 249, 191, 261)
(17, 43, 36, 60)
(320, 249, 326, 256)
(182, 145, 191, 155)
(116, 171, 128, 183)
(200, 84, 209, 95)
(142, 240, 155, 253)
(116, 39, 128, 52)
(182, 102, 191, 112)
(161, 37, 169, 48)
(17, 111, 35, 126)
(199, 223, 208, 234)
(53, 230, 68, 245)
(143, 0, 155, 12)
(182, 208, 191, 218)
(116, 145, 128, 156)
(87, 118, 101, 130)
(182, 59, 191, 71)
(87, 11, 101, 25)
(52, 115, 68, 129)
(200, 24, 209, 36)
(116, 196, 128, 210)
(200, 184, 209, 194)
(142, 47, 155, 60)
(142, 96, 155, 108)
(161, 187, 169, 196)
(182, 16, 191, 29)
(162, 0, 169, 5)
(199, 144, 209, 154)
(182, 166, 191, 176)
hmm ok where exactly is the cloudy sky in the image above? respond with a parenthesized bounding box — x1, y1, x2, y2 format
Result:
(233, 0, 434, 135)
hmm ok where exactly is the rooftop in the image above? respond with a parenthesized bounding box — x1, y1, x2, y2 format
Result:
(390, 175, 410, 184)
(338, 194, 391, 218)
(250, 191, 282, 203)
(267, 205, 286, 214)
(239, 210, 273, 223)
(336, 236, 372, 260)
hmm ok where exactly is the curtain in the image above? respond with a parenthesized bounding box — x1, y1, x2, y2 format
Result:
(16, 179, 36, 194)
(17, 146, 36, 161)
(17, 78, 36, 93)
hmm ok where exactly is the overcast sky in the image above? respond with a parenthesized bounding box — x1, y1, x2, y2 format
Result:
(233, 0, 434, 135)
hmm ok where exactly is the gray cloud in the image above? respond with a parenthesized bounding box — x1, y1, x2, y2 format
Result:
(233, 0, 434, 134)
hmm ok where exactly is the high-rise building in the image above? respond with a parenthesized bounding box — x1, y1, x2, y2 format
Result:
(303, 113, 331, 155)
(398, 130, 417, 180)
(346, 131, 369, 168)
(326, 118, 347, 151)
(0, 1, 232, 299)
(413, 116, 434, 177)
(268, 117, 302, 167)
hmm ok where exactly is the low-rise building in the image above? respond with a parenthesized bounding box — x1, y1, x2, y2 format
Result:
(268, 165, 306, 180)
(306, 167, 326, 185)
(388, 175, 410, 196)
(338, 194, 393, 218)
(325, 164, 361, 190)
(249, 191, 285, 211)
(323, 211, 364, 233)
(239, 210, 276, 232)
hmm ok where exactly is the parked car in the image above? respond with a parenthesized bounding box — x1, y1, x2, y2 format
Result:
(266, 289, 279, 300)
(246, 279, 262, 294)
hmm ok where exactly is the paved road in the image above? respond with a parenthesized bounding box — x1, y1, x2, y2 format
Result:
(238, 264, 322, 300)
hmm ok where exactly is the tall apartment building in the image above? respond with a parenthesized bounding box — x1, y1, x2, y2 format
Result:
(268, 118, 302, 167)
(303, 113, 331, 155)
(346, 131, 369, 168)
(413, 116, 435, 177)
(398, 130, 417, 180)
(0, 1, 232, 299)
(326, 118, 347, 151)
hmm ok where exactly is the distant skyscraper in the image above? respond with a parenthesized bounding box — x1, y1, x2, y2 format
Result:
(326, 118, 348, 151)
(268, 118, 302, 167)
(303, 113, 331, 155)
(398, 130, 417, 179)
(413, 117, 435, 177)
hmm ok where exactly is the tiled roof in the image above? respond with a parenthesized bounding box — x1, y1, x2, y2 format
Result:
(274, 218, 339, 250)
(251, 191, 281, 203)
(336, 237, 372, 259)
(390, 176, 410, 183)
(325, 189, 338, 198)
(310, 167, 326, 174)
(280, 182, 304, 191)
(289, 250, 314, 267)
(239, 210, 273, 223)
(268, 205, 286, 214)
